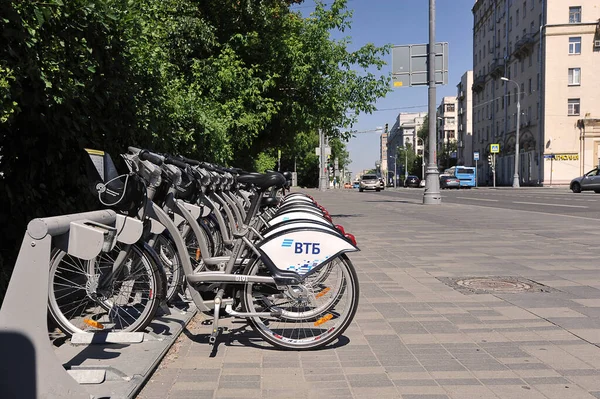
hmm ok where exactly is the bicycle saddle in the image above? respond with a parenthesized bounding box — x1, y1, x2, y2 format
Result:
(237, 172, 286, 190)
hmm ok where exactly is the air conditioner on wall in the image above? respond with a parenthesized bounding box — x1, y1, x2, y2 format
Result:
(595, 40, 600, 48)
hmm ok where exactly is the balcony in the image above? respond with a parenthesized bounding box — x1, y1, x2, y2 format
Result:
(457, 90, 465, 100)
(513, 33, 535, 59)
(489, 58, 505, 78)
(472, 75, 486, 93)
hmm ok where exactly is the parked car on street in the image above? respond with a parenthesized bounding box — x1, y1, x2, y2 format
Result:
(404, 175, 421, 188)
(352, 181, 360, 189)
(440, 175, 461, 189)
(344, 182, 352, 189)
(570, 168, 600, 193)
(359, 174, 380, 192)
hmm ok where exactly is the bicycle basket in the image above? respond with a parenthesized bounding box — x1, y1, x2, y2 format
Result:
(84, 149, 146, 215)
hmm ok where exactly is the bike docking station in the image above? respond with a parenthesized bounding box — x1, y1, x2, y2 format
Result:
(0, 210, 197, 399)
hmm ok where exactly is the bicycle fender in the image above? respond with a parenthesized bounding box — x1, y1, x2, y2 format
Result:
(268, 211, 330, 227)
(263, 220, 340, 239)
(257, 227, 359, 275)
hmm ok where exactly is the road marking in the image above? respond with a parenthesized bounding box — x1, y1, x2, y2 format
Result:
(512, 201, 588, 208)
(456, 197, 499, 202)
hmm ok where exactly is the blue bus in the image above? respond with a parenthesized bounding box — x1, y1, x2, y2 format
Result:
(446, 166, 476, 188)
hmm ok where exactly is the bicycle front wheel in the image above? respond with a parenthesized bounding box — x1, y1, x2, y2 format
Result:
(48, 244, 161, 336)
(242, 254, 359, 350)
(153, 233, 184, 303)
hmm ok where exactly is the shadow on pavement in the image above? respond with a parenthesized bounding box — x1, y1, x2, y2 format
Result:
(181, 318, 352, 354)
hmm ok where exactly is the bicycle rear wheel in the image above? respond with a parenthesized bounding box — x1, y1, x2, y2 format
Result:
(48, 243, 161, 336)
(242, 254, 359, 350)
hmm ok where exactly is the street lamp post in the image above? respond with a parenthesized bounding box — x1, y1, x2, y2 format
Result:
(501, 77, 520, 188)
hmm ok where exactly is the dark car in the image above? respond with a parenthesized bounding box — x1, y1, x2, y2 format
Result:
(404, 175, 421, 188)
(440, 175, 461, 189)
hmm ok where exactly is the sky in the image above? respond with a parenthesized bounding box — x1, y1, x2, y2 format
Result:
(290, 0, 475, 176)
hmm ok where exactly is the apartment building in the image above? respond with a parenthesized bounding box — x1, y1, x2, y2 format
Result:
(457, 71, 474, 166)
(472, 0, 600, 185)
(437, 96, 458, 158)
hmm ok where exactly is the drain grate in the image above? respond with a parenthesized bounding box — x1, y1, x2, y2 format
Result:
(438, 276, 558, 295)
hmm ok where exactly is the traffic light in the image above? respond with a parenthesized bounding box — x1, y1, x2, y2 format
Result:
(384, 123, 389, 133)
(487, 154, 492, 165)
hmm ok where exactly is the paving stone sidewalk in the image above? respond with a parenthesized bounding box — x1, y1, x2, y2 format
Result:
(139, 189, 600, 399)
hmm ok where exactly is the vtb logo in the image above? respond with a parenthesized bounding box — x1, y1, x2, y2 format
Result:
(281, 239, 321, 254)
(294, 242, 320, 255)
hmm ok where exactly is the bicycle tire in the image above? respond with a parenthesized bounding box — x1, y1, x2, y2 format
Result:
(153, 233, 184, 303)
(241, 254, 359, 350)
(48, 243, 161, 336)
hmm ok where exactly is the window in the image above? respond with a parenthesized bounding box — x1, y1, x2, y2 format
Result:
(568, 68, 581, 85)
(528, 78, 532, 94)
(529, 53, 533, 67)
(516, 10, 520, 25)
(521, 59, 525, 72)
(509, 16, 513, 31)
(536, 102, 539, 119)
(568, 98, 580, 116)
(530, 21, 535, 33)
(569, 6, 581, 23)
(523, 2, 526, 18)
(446, 104, 455, 112)
(569, 37, 581, 54)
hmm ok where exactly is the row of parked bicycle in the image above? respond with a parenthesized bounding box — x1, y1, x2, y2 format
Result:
(47, 147, 360, 350)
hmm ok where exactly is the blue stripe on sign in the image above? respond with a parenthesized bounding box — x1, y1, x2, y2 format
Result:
(281, 239, 294, 247)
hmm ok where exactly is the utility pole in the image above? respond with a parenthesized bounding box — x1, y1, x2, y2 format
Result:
(423, 0, 442, 205)
(319, 129, 327, 191)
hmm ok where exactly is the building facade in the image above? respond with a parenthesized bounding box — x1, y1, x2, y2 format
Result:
(379, 132, 388, 178)
(457, 71, 474, 166)
(386, 112, 427, 182)
(437, 96, 458, 161)
(472, 0, 600, 185)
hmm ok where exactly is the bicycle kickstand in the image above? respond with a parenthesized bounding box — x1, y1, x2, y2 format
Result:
(209, 288, 225, 345)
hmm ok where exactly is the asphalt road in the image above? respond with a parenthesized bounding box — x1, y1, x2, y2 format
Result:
(363, 186, 600, 220)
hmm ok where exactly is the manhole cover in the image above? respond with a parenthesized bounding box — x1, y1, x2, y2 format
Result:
(456, 278, 532, 293)
(438, 276, 558, 295)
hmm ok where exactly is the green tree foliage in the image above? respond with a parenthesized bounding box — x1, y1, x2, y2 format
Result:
(0, 0, 390, 303)
(417, 115, 430, 158)
(328, 137, 351, 171)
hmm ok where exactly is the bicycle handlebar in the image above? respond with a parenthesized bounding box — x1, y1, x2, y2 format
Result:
(164, 156, 188, 170)
(139, 149, 163, 166)
(178, 155, 201, 166)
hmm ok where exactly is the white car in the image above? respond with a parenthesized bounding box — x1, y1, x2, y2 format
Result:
(359, 174, 380, 192)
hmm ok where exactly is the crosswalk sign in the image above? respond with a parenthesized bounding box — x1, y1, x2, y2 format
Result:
(490, 144, 500, 154)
